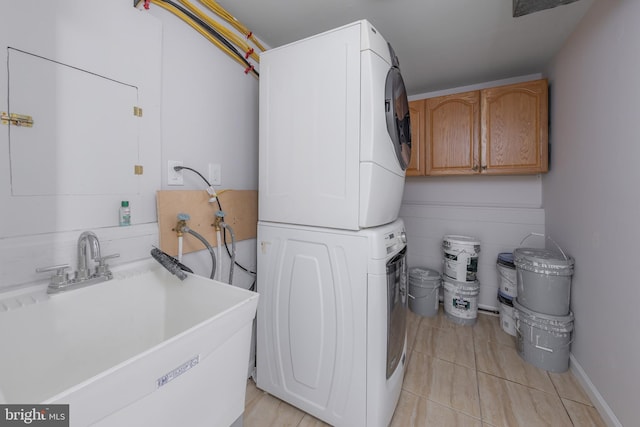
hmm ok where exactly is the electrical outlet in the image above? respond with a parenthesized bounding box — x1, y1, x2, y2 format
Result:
(208, 163, 221, 186)
(168, 160, 183, 185)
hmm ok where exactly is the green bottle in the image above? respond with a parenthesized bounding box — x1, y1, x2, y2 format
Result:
(119, 201, 131, 226)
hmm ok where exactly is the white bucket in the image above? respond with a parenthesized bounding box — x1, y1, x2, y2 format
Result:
(408, 267, 441, 317)
(497, 291, 516, 336)
(514, 299, 574, 373)
(496, 252, 517, 298)
(442, 235, 481, 282)
(443, 277, 479, 326)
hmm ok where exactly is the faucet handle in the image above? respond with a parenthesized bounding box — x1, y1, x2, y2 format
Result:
(94, 253, 120, 277)
(35, 264, 70, 286)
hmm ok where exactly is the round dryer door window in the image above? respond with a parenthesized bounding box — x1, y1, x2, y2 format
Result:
(385, 67, 411, 170)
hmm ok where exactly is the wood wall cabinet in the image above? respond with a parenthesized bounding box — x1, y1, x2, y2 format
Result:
(481, 79, 548, 174)
(407, 79, 548, 176)
(426, 90, 480, 175)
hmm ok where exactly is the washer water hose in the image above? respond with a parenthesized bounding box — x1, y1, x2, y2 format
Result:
(215, 228, 223, 281)
(174, 165, 256, 277)
(182, 225, 217, 280)
(220, 221, 236, 285)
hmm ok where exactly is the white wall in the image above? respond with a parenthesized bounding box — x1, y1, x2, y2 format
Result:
(402, 76, 546, 310)
(150, 6, 259, 192)
(401, 176, 545, 310)
(148, 4, 259, 289)
(544, 1, 640, 426)
(400, 201, 545, 310)
(0, 1, 259, 291)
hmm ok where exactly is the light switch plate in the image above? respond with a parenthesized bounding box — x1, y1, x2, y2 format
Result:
(208, 163, 221, 186)
(168, 160, 183, 186)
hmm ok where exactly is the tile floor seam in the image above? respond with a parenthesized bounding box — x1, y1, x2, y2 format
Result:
(560, 398, 584, 427)
(410, 345, 478, 371)
(404, 316, 422, 369)
(402, 351, 482, 420)
(565, 409, 579, 427)
(476, 371, 576, 427)
(409, 316, 422, 350)
(479, 370, 566, 398)
(559, 396, 596, 407)
(547, 369, 583, 427)
(472, 318, 487, 426)
(422, 393, 483, 422)
(474, 341, 561, 395)
(425, 401, 482, 421)
(473, 365, 556, 394)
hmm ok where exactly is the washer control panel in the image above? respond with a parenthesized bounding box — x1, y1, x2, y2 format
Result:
(384, 229, 407, 255)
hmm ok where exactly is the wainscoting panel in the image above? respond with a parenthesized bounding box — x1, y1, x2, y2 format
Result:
(400, 204, 545, 310)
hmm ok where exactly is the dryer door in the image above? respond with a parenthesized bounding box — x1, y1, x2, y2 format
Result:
(386, 246, 408, 379)
(384, 66, 411, 170)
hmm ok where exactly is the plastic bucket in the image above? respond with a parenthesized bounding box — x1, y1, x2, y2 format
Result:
(443, 277, 479, 326)
(514, 248, 574, 316)
(514, 299, 574, 373)
(408, 267, 441, 317)
(497, 290, 516, 336)
(497, 252, 517, 298)
(442, 235, 481, 282)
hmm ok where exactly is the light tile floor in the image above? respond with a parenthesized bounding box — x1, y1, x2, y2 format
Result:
(244, 308, 607, 427)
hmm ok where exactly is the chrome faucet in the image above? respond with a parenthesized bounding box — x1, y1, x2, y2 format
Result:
(36, 230, 119, 294)
(76, 231, 101, 281)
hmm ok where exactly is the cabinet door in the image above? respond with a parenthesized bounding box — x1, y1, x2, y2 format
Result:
(425, 91, 480, 175)
(406, 100, 425, 176)
(481, 79, 548, 174)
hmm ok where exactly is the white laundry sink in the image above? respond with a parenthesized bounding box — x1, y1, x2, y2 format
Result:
(0, 260, 258, 427)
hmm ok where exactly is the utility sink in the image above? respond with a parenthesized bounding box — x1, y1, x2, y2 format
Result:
(0, 260, 258, 427)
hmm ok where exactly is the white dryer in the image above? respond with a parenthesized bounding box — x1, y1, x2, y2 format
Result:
(256, 219, 408, 427)
(259, 20, 411, 230)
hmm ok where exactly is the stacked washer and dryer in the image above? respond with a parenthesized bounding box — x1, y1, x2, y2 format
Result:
(256, 20, 411, 427)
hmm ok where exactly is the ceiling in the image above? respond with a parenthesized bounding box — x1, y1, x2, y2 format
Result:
(217, 0, 594, 95)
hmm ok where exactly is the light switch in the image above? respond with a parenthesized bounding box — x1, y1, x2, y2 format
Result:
(168, 160, 183, 186)
(209, 163, 221, 186)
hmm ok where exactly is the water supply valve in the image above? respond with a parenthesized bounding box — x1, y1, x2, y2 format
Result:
(213, 210, 225, 230)
(174, 213, 191, 236)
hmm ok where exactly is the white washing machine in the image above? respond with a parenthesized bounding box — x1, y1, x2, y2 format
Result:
(259, 20, 411, 230)
(256, 219, 408, 427)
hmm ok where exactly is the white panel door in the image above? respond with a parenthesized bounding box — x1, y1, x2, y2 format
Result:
(8, 49, 139, 197)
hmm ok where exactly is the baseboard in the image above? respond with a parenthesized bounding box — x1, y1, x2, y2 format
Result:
(569, 354, 622, 427)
